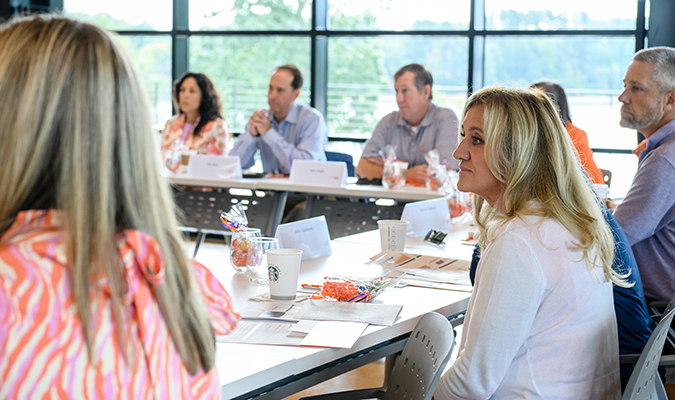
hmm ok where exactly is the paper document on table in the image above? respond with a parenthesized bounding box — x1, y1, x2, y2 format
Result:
(238, 301, 302, 323)
(217, 320, 366, 348)
(301, 321, 368, 348)
(369, 250, 472, 287)
(399, 274, 472, 291)
(296, 301, 402, 326)
(370, 250, 469, 271)
(218, 321, 302, 346)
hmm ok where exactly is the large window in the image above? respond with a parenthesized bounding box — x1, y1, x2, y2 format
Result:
(329, 0, 470, 31)
(328, 36, 468, 139)
(64, 0, 173, 128)
(189, 0, 313, 31)
(485, 0, 638, 30)
(65, 0, 648, 198)
(189, 36, 311, 131)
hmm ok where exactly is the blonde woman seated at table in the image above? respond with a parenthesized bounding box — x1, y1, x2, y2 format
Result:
(161, 72, 230, 168)
(0, 15, 238, 398)
(434, 87, 627, 399)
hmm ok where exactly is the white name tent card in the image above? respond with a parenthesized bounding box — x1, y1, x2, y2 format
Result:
(188, 155, 242, 179)
(275, 216, 332, 261)
(401, 197, 452, 237)
(289, 160, 347, 187)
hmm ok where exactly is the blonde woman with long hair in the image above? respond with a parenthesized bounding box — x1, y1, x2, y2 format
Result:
(434, 87, 626, 399)
(0, 15, 238, 398)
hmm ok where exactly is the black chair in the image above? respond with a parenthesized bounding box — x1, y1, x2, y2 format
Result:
(299, 312, 455, 400)
(326, 151, 355, 177)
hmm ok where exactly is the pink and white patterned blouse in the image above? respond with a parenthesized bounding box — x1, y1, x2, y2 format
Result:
(0, 209, 239, 399)
(161, 114, 230, 157)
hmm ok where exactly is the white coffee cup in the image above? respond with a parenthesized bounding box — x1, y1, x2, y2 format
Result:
(267, 249, 303, 300)
(377, 220, 409, 252)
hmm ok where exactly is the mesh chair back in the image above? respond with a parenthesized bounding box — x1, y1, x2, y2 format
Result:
(305, 196, 405, 240)
(383, 312, 454, 400)
(622, 295, 675, 400)
(173, 186, 284, 237)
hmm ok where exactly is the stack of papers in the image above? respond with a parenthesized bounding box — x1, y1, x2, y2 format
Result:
(369, 250, 473, 289)
(217, 301, 402, 348)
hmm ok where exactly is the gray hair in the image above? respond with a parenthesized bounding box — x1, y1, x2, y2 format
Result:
(394, 63, 434, 101)
(633, 47, 675, 93)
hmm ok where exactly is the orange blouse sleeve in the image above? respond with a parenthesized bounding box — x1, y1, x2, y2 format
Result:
(566, 121, 604, 185)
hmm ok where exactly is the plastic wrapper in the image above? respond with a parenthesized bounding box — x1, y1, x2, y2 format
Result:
(221, 203, 258, 272)
(380, 145, 408, 189)
(444, 171, 471, 220)
(382, 161, 408, 189)
(220, 203, 249, 232)
(425, 149, 448, 191)
(230, 233, 253, 270)
(310, 275, 400, 303)
(164, 139, 183, 173)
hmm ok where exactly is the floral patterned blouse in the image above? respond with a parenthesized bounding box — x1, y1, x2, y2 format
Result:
(0, 209, 239, 399)
(161, 114, 230, 157)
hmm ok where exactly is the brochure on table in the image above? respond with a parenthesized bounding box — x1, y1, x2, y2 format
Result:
(217, 320, 368, 348)
(401, 197, 453, 237)
(217, 301, 373, 348)
(188, 155, 242, 179)
(370, 250, 471, 286)
(275, 216, 332, 260)
(289, 159, 348, 186)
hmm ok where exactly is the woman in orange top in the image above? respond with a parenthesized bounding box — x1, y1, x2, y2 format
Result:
(531, 81, 605, 184)
(0, 15, 238, 399)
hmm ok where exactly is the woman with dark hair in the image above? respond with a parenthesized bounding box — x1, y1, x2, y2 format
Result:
(161, 72, 230, 167)
(531, 81, 605, 184)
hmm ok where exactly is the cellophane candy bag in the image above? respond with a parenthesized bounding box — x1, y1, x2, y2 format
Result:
(380, 145, 407, 189)
(310, 275, 399, 303)
(221, 204, 255, 271)
(445, 171, 470, 220)
(425, 149, 448, 191)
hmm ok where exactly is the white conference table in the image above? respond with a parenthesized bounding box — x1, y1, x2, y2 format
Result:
(169, 175, 445, 202)
(190, 221, 474, 399)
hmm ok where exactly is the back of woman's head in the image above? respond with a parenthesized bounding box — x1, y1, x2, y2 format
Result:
(462, 86, 626, 285)
(530, 81, 572, 123)
(0, 15, 216, 373)
(172, 72, 223, 136)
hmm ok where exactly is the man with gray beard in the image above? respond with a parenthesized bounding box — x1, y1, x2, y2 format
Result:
(613, 46, 675, 304)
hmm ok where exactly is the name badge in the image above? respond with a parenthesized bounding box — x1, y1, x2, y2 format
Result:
(289, 160, 347, 187)
(401, 197, 453, 237)
(275, 216, 332, 260)
(189, 155, 243, 180)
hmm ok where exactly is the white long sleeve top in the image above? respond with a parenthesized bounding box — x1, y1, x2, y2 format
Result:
(435, 215, 620, 399)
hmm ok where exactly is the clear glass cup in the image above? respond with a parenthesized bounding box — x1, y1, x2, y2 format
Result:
(246, 237, 280, 285)
(230, 228, 261, 273)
